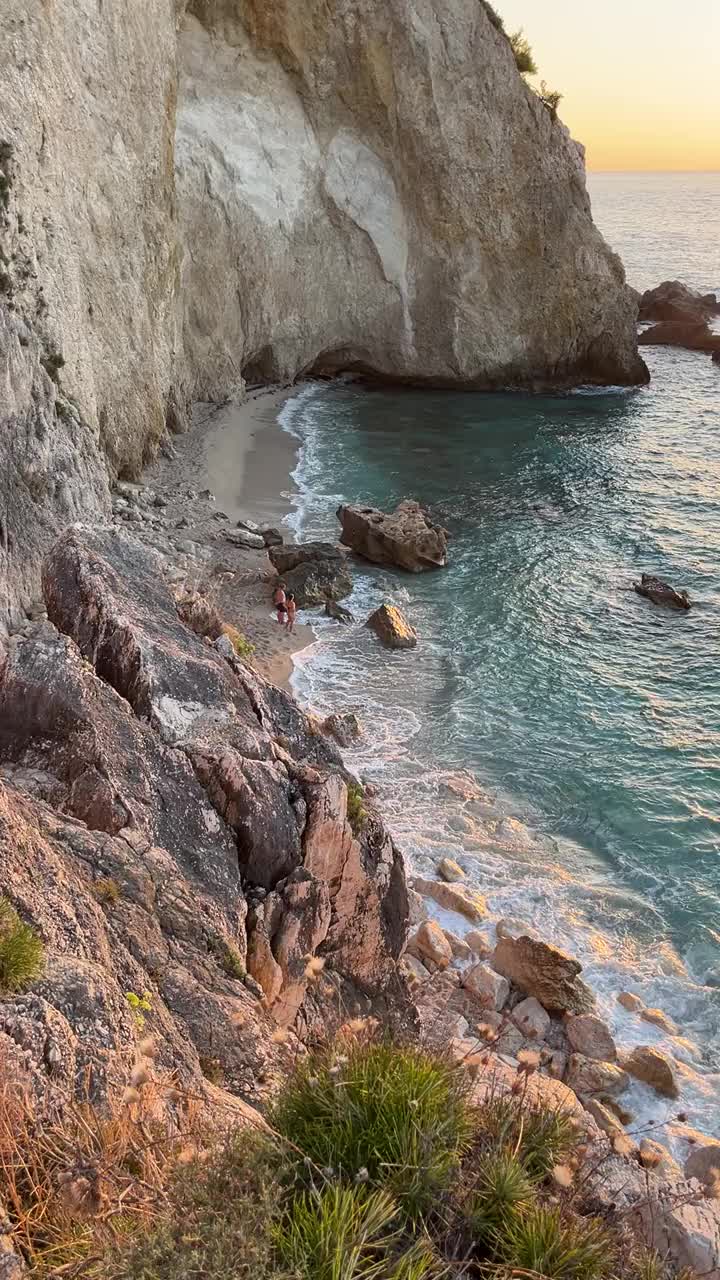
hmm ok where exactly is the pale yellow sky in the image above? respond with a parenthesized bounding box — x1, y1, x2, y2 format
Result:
(496, 0, 720, 170)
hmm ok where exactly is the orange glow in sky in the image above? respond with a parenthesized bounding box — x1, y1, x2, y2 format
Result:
(495, 0, 720, 171)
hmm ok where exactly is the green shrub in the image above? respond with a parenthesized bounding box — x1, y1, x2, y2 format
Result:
(509, 28, 537, 75)
(0, 897, 45, 993)
(275, 1184, 439, 1280)
(537, 79, 564, 120)
(477, 1093, 580, 1178)
(494, 1203, 614, 1280)
(125, 990, 152, 1030)
(270, 1041, 472, 1222)
(222, 623, 255, 660)
(346, 782, 368, 836)
(210, 934, 246, 980)
(468, 1149, 535, 1244)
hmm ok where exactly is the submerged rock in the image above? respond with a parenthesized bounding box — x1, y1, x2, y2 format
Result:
(367, 604, 418, 649)
(338, 501, 449, 571)
(634, 573, 691, 610)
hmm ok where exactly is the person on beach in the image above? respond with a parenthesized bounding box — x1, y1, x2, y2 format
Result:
(285, 591, 297, 635)
(273, 581, 287, 625)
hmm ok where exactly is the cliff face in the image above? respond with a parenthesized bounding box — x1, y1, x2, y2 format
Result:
(0, 0, 646, 631)
(177, 0, 645, 392)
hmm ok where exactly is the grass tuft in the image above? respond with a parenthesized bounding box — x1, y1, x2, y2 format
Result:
(509, 27, 537, 75)
(270, 1040, 471, 1222)
(91, 878, 121, 906)
(0, 897, 45, 993)
(476, 1092, 580, 1178)
(468, 1148, 535, 1244)
(275, 1184, 440, 1280)
(221, 623, 255, 660)
(346, 782, 368, 836)
(493, 1202, 614, 1280)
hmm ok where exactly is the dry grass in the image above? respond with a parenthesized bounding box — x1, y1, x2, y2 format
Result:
(0, 1061, 204, 1277)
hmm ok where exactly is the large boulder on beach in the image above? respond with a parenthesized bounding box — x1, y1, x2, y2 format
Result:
(282, 560, 353, 608)
(337, 501, 449, 571)
(638, 320, 720, 354)
(367, 604, 418, 649)
(492, 935, 595, 1015)
(268, 542, 348, 575)
(639, 281, 720, 324)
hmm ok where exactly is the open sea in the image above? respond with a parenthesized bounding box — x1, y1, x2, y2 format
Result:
(281, 172, 720, 1139)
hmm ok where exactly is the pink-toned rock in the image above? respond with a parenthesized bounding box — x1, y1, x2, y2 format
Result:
(624, 1045, 680, 1099)
(635, 1190, 720, 1279)
(565, 1053, 629, 1098)
(413, 875, 487, 922)
(492, 935, 594, 1015)
(400, 953, 431, 985)
(641, 1006, 679, 1035)
(408, 921, 453, 970)
(685, 1142, 720, 1195)
(566, 1013, 617, 1061)
(512, 997, 551, 1041)
(462, 962, 509, 1011)
(442, 929, 473, 960)
(465, 929, 492, 958)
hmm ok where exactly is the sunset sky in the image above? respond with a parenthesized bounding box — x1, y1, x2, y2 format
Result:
(496, 0, 720, 171)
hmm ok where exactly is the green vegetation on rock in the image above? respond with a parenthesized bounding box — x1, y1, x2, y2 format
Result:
(0, 897, 45, 992)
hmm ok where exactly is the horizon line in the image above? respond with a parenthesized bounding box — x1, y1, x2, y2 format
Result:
(588, 168, 719, 174)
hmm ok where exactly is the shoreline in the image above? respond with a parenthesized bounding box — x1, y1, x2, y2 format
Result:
(142, 380, 719, 1153)
(144, 383, 319, 691)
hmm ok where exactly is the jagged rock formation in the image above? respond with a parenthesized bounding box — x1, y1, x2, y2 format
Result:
(1, 0, 646, 633)
(0, 527, 409, 1104)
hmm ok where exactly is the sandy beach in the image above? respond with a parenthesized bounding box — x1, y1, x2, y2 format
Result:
(145, 385, 315, 689)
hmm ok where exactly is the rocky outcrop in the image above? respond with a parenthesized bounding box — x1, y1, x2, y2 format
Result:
(0, 527, 411, 1083)
(339, 502, 449, 571)
(639, 281, 720, 323)
(367, 604, 418, 650)
(638, 321, 720, 355)
(270, 542, 354, 608)
(492, 935, 595, 1014)
(634, 574, 691, 610)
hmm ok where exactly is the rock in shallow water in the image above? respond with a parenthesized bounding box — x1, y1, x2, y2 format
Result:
(338, 500, 449, 571)
(367, 604, 418, 649)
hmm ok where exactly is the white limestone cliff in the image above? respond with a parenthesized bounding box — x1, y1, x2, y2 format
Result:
(0, 0, 647, 632)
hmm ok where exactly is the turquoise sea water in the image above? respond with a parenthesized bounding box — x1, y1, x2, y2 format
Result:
(282, 172, 720, 1134)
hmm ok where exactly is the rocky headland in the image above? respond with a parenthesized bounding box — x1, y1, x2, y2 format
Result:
(0, 0, 716, 1272)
